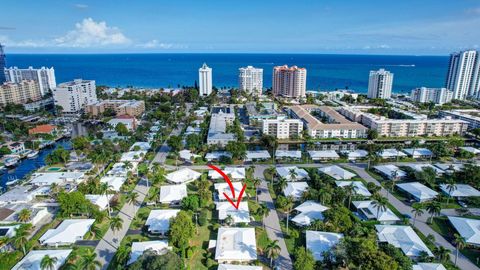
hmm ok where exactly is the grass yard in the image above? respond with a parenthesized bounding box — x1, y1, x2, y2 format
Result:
(186, 208, 215, 270)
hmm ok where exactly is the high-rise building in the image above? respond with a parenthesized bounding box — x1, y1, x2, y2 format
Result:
(0, 80, 42, 107)
(410, 87, 453, 105)
(261, 116, 303, 139)
(0, 44, 6, 84)
(239, 66, 263, 96)
(272, 65, 307, 98)
(52, 79, 97, 114)
(445, 50, 480, 100)
(367, 69, 393, 99)
(199, 63, 212, 96)
(5, 66, 56, 96)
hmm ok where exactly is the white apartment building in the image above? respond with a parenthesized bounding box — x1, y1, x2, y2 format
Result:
(446, 50, 480, 100)
(207, 106, 236, 146)
(439, 109, 480, 130)
(367, 69, 393, 99)
(410, 87, 453, 105)
(239, 66, 263, 96)
(261, 116, 303, 139)
(4, 66, 56, 96)
(0, 80, 42, 107)
(199, 63, 212, 96)
(53, 79, 97, 114)
(273, 65, 307, 98)
(339, 106, 468, 137)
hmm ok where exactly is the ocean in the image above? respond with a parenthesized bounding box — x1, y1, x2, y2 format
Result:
(5, 53, 449, 93)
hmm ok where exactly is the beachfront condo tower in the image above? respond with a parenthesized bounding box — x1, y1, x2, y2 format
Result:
(445, 50, 480, 100)
(199, 63, 212, 96)
(272, 65, 307, 98)
(367, 68, 393, 99)
(239, 66, 263, 96)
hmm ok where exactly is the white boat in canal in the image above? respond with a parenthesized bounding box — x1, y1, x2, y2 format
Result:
(27, 150, 39, 159)
(4, 156, 19, 167)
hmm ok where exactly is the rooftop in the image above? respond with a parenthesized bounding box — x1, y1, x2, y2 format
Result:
(12, 249, 72, 270)
(128, 240, 171, 265)
(319, 165, 355, 180)
(447, 216, 480, 246)
(396, 182, 438, 202)
(306, 230, 343, 261)
(335, 181, 372, 197)
(159, 184, 188, 203)
(292, 201, 328, 226)
(165, 168, 201, 184)
(276, 166, 309, 181)
(215, 227, 257, 262)
(145, 209, 180, 233)
(376, 225, 433, 257)
(39, 219, 95, 245)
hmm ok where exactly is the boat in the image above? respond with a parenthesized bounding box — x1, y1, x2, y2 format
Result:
(6, 178, 19, 186)
(4, 157, 19, 167)
(27, 150, 39, 159)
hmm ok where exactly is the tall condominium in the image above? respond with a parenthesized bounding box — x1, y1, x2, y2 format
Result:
(199, 63, 212, 96)
(239, 66, 263, 96)
(445, 50, 480, 100)
(52, 79, 97, 114)
(367, 69, 393, 99)
(410, 87, 453, 105)
(272, 65, 307, 98)
(0, 80, 42, 107)
(0, 44, 6, 84)
(5, 66, 56, 96)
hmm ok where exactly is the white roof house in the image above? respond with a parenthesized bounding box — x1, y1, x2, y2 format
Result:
(319, 165, 355, 180)
(413, 263, 447, 270)
(276, 166, 309, 181)
(127, 240, 171, 265)
(215, 227, 257, 263)
(107, 162, 136, 177)
(160, 184, 188, 204)
(341, 150, 368, 160)
(403, 148, 433, 158)
(0, 186, 35, 205)
(440, 184, 480, 197)
(275, 150, 302, 160)
(120, 151, 147, 162)
(218, 264, 262, 270)
(434, 163, 463, 173)
(0, 224, 21, 238)
(448, 216, 480, 246)
(12, 249, 72, 270)
(352, 200, 400, 224)
(335, 181, 372, 197)
(145, 209, 180, 234)
(214, 182, 244, 201)
(85, 194, 113, 210)
(179, 149, 200, 161)
(165, 168, 201, 184)
(283, 182, 309, 199)
(30, 172, 85, 186)
(205, 151, 232, 161)
(245, 150, 271, 161)
(292, 201, 329, 226)
(216, 201, 250, 223)
(373, 165, 407, 180)
(39, 219, 95, 246)
(459, 147, 480, 155)
(396, 182, 438, 202)
(306, 230, 343, 261)
(308, 150, 340, 161)
(100, 176, 127, 192)
(405, 164, 444, 175)
(378, 149, 407, 159)
(209, 167, 246, 180)
(130, 142, 151, 151)
(376, 225, 433, 257)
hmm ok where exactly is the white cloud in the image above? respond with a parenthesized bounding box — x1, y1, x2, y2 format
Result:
(137, 39, 173, 49)
(74, 4, 88, 9)
(54, 18, 130, 47)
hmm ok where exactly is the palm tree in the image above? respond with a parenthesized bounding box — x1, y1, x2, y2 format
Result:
(453, 233, 466, 266)
(433, 246, 451, 263)
(264, 239, 281, 267)
(252, 178, 261, 202)
(289, 168, 298, 182)
(372, 197, 388, 220)
(256, 203, 270, 229)
(444, 178, 457, 205)
(384, 181, 395, 200)
(277, 177, 288, 192)
(224, 214, 234, 226)
(115, 245, 131, 266)
(283, 196, 294, 233)
(17, 208, 31, 223)
(344, 183, 358, 207)
(88, 223, 101, 240)
(12, 226, 30, 255)
(40, 255, 58, 270)
(109, 216, 123, 235)
(125, 191, 139, 206)
(426, 201, 441, 222)
(411, 203, 424, 227)
(99, 182, 114, 217)
(79, 249, 102, 270)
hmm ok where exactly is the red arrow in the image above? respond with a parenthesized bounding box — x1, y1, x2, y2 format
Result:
(208, 164, 246, 209)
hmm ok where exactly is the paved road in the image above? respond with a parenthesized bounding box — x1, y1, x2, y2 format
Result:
(254, 165, 293, 270)
(152, 126, 182, 164)
(343, 164, 479, 270)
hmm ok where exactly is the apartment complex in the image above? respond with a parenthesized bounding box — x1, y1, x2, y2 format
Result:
(339, 106, 468, 137)
(288, 105, 367, 139)
(207, 106, 236, 146)
(4, 66, 56, 96)
(239, 66, 263, 96)
(199, 63, 212, 96)
(52, 79, 97, 114)
(86, 100, 145, 117)
(0, 44, 5, 84)
(261, 116, 303, 139)
(272, 65, 307, 98)
(410, 87, 453, 105)
(445, 50, 480, 100)
(367, 69, 393, 99)
(0, 80, 42, 107)
(439, 109, 480, 130)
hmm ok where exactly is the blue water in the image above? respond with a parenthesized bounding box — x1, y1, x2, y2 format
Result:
(1, 139, 72, 188)
(5, 53, 449, 93)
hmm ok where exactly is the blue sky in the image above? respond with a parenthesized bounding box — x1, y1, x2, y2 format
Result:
(1, 0, 479, 55)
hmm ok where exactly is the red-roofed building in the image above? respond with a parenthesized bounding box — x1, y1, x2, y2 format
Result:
(28, 124, 57, 135)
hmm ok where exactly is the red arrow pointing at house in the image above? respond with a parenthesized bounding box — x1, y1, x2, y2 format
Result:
(208, 164, 246, 209)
